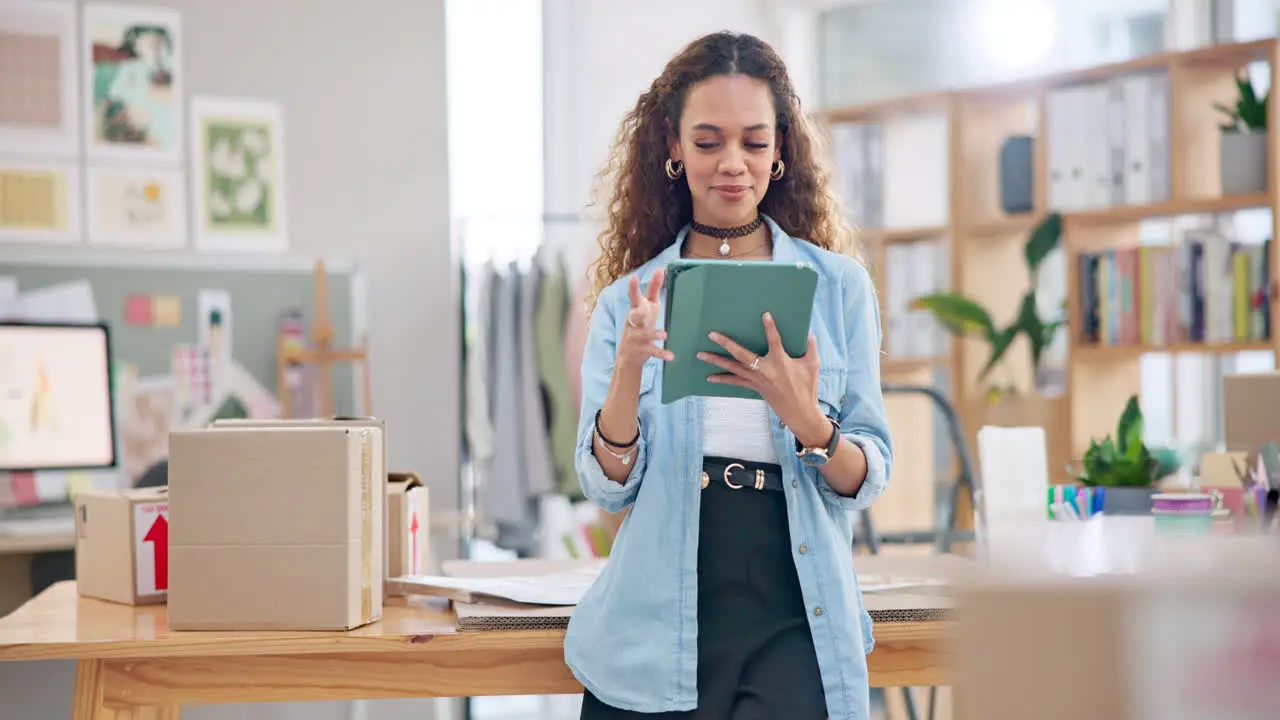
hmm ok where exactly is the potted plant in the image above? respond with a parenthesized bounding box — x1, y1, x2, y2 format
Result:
(1074, 395, 1181, 515)
(910, 213, 1072, 479)
(1215, 71, 1269, 195)
(910, 212, 1065, 397)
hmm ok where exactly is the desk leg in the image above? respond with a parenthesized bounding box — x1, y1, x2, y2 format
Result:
(73, 659, 181, 720)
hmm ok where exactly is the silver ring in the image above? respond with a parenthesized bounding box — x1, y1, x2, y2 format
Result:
(627, 316, 640, 329)
(749, 356, 760, 371)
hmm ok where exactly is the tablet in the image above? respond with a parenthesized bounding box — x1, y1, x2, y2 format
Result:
(661, 259, 818, 404)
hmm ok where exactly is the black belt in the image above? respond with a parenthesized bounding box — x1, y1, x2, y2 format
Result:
(701, 456, 785, 492)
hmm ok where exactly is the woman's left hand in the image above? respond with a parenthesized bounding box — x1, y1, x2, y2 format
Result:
(699, 312, 823, 433)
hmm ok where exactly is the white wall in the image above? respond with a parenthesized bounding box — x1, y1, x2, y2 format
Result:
(0, 1, 452, 720)
(542, 0, 786, 233)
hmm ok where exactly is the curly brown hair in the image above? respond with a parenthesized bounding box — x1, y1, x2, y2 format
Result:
(586, 31, 859, 309)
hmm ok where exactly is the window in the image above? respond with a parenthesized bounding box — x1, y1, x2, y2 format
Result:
(446, 0, 544, 266)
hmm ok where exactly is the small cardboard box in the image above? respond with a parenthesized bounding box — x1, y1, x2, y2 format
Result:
(386, 472, 429, 577)
(955, 541, 1280, 719)
(1223, 371, 1280, 452)
(74, 486, 171, 606)
(167, 424, 384, 630)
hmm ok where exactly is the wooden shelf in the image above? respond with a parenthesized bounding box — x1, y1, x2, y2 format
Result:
(820, 91, 952, 124)
(820, 37, 1280, 506)
(863, 225, 948, 245)
(1063, 192, 1271, 229)
(966, 214, 1041, 239)
(1073, 342, 1273, 360)
(960, 193, 1269, 244)
(818, 39, 1277, 123)
(882, 356, 949, 374)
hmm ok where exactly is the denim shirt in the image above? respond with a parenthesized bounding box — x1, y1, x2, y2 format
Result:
(565, 215, 894, 720)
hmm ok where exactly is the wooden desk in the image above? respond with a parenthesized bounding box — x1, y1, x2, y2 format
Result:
(0, 582, 953, 719)
(0, 532, 75, 617)
(0, 532, 75, 555)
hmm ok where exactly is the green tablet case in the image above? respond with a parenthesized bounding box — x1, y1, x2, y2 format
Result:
(661, 259, 819, 404)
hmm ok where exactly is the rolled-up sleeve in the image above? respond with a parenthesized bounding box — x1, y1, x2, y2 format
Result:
(575, 285, 647, 513)
(823, 260, 893, 512)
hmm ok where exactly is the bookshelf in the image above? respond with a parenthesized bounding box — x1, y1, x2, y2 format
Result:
(822, 38, 1280, 530)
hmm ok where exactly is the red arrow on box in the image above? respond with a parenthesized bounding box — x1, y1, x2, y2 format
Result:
(143, 514, 169, 592)
(410, 511, 420, 574)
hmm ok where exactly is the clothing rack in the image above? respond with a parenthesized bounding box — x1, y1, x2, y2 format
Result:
(456, 212, 593, 561)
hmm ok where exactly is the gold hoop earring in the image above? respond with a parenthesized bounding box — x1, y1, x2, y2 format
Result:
(770, 159, 785, 181)
(665, 158, 684, 180)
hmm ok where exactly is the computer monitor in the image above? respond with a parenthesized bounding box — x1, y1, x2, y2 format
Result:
(0, 321, 117, 471)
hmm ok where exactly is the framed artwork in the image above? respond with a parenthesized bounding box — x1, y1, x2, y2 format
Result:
(85, 166, 187, 248)
(82, 3, 183, 164)
(189, 97, 288, 252)
(0, 1, 79, 157)
(0, 161, 81, 244)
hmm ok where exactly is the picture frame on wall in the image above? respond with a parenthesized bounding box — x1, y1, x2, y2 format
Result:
(0, 161, 82, 244)
(189, 96, 288, 253)
(81, 3, 184, 164)
(0, 1, 80, 157)
(85, 166, 187, 248)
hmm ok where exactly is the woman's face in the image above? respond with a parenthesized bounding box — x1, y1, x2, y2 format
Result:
(670, 74, 780, 227)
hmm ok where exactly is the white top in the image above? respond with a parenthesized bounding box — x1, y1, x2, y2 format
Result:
(700, 396, 780, 464)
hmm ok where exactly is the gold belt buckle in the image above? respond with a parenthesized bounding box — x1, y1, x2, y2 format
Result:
(754, 469, 765, 490)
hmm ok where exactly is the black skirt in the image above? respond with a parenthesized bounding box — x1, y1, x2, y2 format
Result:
(580, 456, 828, 719)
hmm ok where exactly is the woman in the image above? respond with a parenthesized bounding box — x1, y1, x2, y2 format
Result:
(569, 31, 893, 720)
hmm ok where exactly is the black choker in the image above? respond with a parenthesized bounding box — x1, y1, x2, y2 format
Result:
(690, 217, 763, 256)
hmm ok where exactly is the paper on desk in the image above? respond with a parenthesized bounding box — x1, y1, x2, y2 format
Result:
(395, 563, 604, 606)
(859, 576, 949, 593)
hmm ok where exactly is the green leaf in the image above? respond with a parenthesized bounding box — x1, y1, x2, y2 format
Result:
(1014, 292, 1049, 372)
(1221, 74, 1268, 132)
(1150, 446, 1181, 480)
(1116, 395, 1143, 455)
(1237, 75, 1258, 107)
(978, 325, 1018, 381)
(910, 293, 996, 339)
(1023, 212, 1062, 275)
(1041, 319, 1065, 349)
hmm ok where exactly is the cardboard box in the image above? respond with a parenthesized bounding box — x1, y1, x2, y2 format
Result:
(955, 540, 1280, 719)
(167, 425, 384, 630)
(211, 417, 390, 581)
(210, 416, 388, 468)
(1223, 371, 1280, 452)
(73, 487, 171, 606)
(386, 471, 429, 577)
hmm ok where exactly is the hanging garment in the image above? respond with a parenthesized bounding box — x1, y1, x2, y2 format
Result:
(483, 267, 531, 534)
(464, 264, 495, 467)
(533, 254, 581, 500)
(564, 270, 592, 412)
(517, 262, 555, 499)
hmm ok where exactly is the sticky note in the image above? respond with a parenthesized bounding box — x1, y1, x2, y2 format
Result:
(124, 295, 153, 326)
(10, 472, 37, 505)
(152, 295, 181, 327)
(66, 471, 95, 498)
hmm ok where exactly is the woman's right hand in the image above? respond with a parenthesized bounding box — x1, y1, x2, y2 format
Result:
(617, 268, 674, 373)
